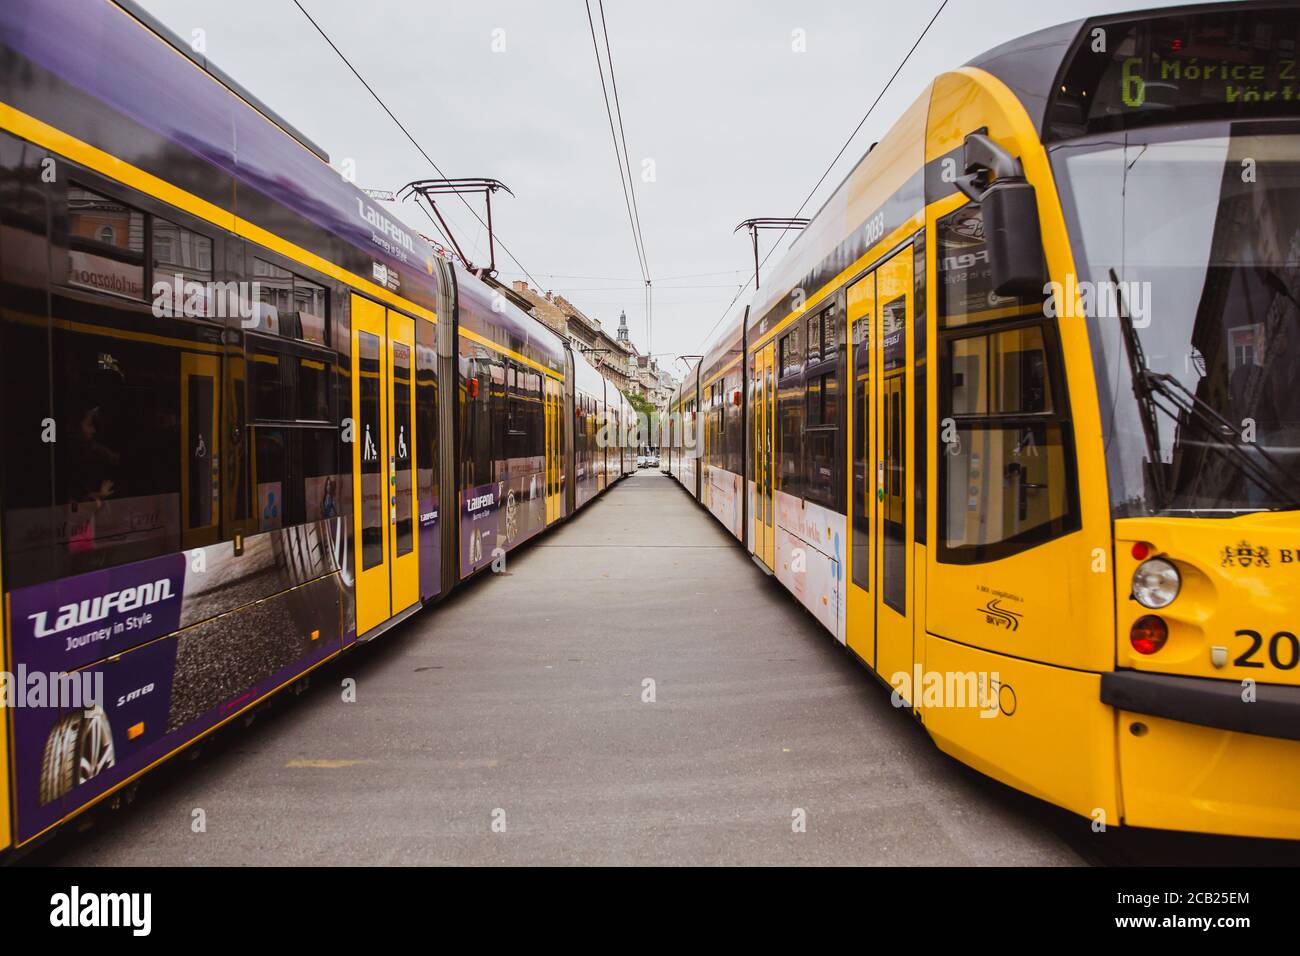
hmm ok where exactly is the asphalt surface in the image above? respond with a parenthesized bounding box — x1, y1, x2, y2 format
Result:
(29, 472, 1300, 865)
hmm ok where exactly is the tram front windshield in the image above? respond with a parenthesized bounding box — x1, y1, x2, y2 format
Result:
(1053, 123, 1300, 516)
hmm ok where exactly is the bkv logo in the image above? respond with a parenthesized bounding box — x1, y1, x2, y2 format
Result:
(1221, 540, 1271, 569)
(980, 598, 1022, 632)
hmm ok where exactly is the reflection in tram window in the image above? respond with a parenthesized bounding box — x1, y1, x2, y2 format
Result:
(250, 347, 287, 421)
(392, 341, 413, 557)
(52, 333, 182, 580)
(66, 186, 146, 299)
(803, 302, 842, 510)
(936, 202, 1078, 563)
(851, 311, 871, 592)
(298, 355, 331, 422)
(254, 428, 285, 531)
(253, 257, 329, 344)
(357, 331, 384, 570)
(943, 424, 1073, 550)
(152, 216, 212, 289)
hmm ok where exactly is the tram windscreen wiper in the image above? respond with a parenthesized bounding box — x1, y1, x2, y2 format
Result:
(1110, 268, 1300, 511)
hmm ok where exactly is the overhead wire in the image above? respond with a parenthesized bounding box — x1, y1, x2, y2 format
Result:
(700, 0, 950, 346)
(292, 0, 542, 287)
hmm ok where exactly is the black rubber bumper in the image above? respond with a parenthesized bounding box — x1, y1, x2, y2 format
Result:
(1101, 670, 1300, 742)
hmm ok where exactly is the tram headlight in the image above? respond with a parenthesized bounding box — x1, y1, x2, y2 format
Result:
(1132, 557, 1180, 609)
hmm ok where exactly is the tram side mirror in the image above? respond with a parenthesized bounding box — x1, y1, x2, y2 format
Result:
(956, 132, 1045, 298)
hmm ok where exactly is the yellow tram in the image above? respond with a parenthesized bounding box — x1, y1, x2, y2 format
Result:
(678, 1, 1300, 839)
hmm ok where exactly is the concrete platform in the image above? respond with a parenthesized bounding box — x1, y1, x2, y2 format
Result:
(32, 472, 1299, 866)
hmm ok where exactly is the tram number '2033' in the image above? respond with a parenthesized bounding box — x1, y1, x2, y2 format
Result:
(862, 212, 886, 246)
(1233, 629, 1300, 670)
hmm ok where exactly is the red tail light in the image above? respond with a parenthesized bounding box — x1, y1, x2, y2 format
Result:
(1130, 615, 1168, 655)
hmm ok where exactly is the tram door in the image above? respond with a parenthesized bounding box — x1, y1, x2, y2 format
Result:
(845, 275, 875, 665)
(845, 248, 916, 682)
(180, 353, 220, 549)
(545, 376, 562, 524)
(351, 295, 419, 637)
(753, 342, 776, 568)
(872, 250, 915, 692)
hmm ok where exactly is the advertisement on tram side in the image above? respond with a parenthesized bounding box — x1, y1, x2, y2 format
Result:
(459, 465, 550, 578)
(418, 490, 441, 601)
(460, 481, 501, 577)
(5, 519, 350, 844)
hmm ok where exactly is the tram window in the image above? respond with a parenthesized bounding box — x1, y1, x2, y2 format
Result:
(777, 387, 804, 499)
(943, 424, 1074, 551)
(779, 327, 803, 378)
(51, 332, 182, 580)
(506, 363, 519, 432)
(253, 258, 329, 344)
(528, 371, 543, 456)
(252, 425, 339, 531)
(949, 337, 987, 415)
(505, 363, 528, 461)
(66, 185, 146, 299)
(937, 206, 1078, 563)
(946, 328, 1053, 418)
(993, 327, 1050, 414)
(248, 342, 334, 425)
(295, 278, 327, 346)
(254, 428, 287, 531)
(298, 356, 331, 422)
(806, 373, 829, 426)
(914, 233, 928, 545)
(462, 357, 493, 488)
(301, 428, 339, 521)
(250, 348, 287, 421)
(358, 332, 384, 567)
(805, 368, 839, 509)
(937, 203, 1043, 329)
(807, 313, 822, 362)
(253, 258, 294, 334)
(152, 216, 212, 289)
(416, 317, 439, 516)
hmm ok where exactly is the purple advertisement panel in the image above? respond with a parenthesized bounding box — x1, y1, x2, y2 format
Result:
(12, 636, 179, 842)
(418, 494, 441, 600)
(12, 572, 344, 843)
(8, 552, 186, 674)
(460, 483, 500, 578)
(459, 467, 551, 578)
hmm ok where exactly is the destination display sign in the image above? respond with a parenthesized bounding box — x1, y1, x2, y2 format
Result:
(1048, 8, 1300, 140)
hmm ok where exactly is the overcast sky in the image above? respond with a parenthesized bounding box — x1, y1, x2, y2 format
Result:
(140, 0, 1200, 370)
